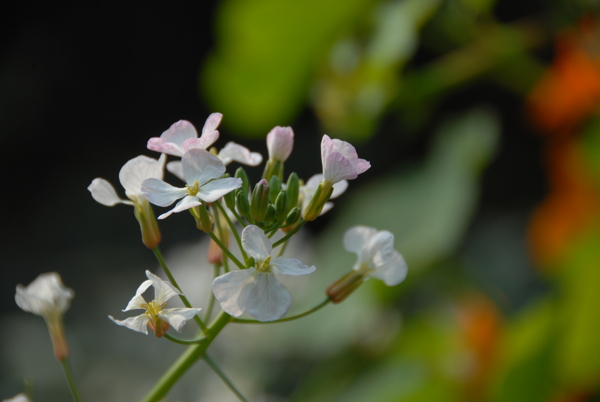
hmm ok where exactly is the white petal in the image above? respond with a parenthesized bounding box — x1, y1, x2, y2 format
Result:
(196, 177, 242, 203)
(15, 272, 74, 316)
(331, 180, 348, 199)
(171, 195, 202, 214)
(218, 142, 263, 166)
(145, 270, 180, 303)
(270, 257, 316, 276)
(142, 178, 187, 207)
(109, 314, 149, 335)
(147, 138, 184, 157)
(212, 269, 256, 317)
(119, 154, 166, 196)
(343, 226, 378, 260)
(123, 279, 152, 311)
(241, 225, 272, 262)
(88, 178, 128, 206)
(181, 149, 225, 186)
(245, 272, 291, 322)
(182, 132, 219, 152)
(323, 152, 356, 183)
(202, 112, 223, 135)
(166, 161, 184, 181)
(160, 120, 198, 149)
(266, 126, 294, 162)
(370, 251, 408, 286)
(159, 307, 202, 332)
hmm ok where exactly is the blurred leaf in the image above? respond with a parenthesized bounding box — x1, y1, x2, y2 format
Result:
(201, 0, 374, 137)
(316, 108, 499, 272)
(580, 115, 600, 182)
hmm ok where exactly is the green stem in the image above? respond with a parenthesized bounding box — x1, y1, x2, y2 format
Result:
(276, 237, 290, 258)
(272, 220, 306, 248)
(61, 359, 83, 402)
(215, 201, 248, 262)
(163, 332, 205, 345)
(152, 247, 208, 333)
(204, 264, 220, 322)
(141, 311, 232, 402)
(204, 354, 249, 402)
(232, 298, 331, 324)
(208, 232, 246, 270)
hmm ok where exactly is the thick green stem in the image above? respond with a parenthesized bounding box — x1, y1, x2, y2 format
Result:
(141, 311, 232, 402)
(61, 359, 83, 402)
(152, 247, 208, 333)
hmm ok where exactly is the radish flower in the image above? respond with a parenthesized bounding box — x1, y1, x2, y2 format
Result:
(109, 270, 201, 337)
(212, 225, 316, 322)
(147, 113, 222, 157)
(142, 149, 242, 219)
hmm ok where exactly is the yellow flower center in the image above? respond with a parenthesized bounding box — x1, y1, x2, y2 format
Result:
(256, 255, 272, 273)
(186, 180, 200, 196)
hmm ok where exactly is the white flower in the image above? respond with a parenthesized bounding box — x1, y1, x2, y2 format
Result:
(166, 142, 262, 181)
(344, 226, 407, 286)
(212, 225, 316, 322)
(109, 270, 201, 337)
(321, 134, 370, 184)
(3, 393, 31, 402)
(266, 126, 294, 162)
(147, 114, 222, 157)
(15, 272, 74, 319)
(300, 174, 348, 216)
(142, 149, 242, 219)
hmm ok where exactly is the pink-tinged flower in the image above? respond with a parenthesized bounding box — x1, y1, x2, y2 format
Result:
(166, 142, 262, 181)
(327, 226, 407, 303)
(142, 149, 242, 219)
(15, 273, 74, 360)
(212, 225, 316, 322)
(321, 134, 370, 184)
(109, 270, 201, 337)
(88, 154, 165, 248)
(267, 126, 294, 162)
(147, 113, 222, 157)
(300, 174, 348, 216)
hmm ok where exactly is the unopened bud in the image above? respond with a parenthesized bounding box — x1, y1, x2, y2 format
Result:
(250, 179, 269, 223)
(274, 190, 288, 221)
(326, 270, 365, 303)
(286, 172, 299, 211)
(284, 207, 301, 227)
(235, 167, 250, 194)
(268, 175, 282, 202)
(236, 190, 251, 218)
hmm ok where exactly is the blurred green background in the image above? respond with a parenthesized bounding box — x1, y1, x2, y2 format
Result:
(2, 0, 600, 401)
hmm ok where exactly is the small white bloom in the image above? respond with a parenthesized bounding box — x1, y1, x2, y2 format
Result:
(3, 393, 31, 402)
(344, 226, 407, 286)
(142, 149, 242, 219)
(109, 270, 201, 336)
(166, 142, 262, 181)
(15, 272, 74, 319)
(266, 126, 294, 162)
(147, 114, 222, 157)
(300, 174, 348, 216)
(321, 134, 370, 184)
(212, 225, 316, 322)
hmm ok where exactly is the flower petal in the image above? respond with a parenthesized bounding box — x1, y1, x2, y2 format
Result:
(142, 178, 187, 207)
(369, 251, 408, 286)
(170, 195, 202, 214)
(119, 154, 166, 196)
(147, 120, 198, 156)
(15, 272, 74, 316)
(166, 161, 184, 181)
(88, 178, 128, 206)
(202, 112, 223, 135)
(343, 226, 378, 260)
(218, 142, 263, 166)
(145, 270, 180, 303)
(270, 257, 316, 276)
(266, 126, 294, 162)
(159, 307, 201, 332)
(109, 314, 149, 335)
(331, 180, 348, 199)
(123, 279, 152, 311)
(245, 272, 291, 322)
(212, 269, 256, 317)
(196, 177, 242, 203)
(241, 225, 272, 262)
(181, 149, 226, 186)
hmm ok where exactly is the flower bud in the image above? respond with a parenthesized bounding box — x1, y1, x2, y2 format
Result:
(268, 175, 282, 202)
(274, 190, 288, 221)
(236, 190, 251, 218)
(235, 167, 250, 194)
(285, 172, 300, 211)
(191, 204, 213, 233)
(134, 198, 161, 249)
(284, 207, 301, 227)
(264, 205, 277, 224)
(326, 270, 365, 303)
(250, 179, 269, 223)
(266, 126, 294, 162)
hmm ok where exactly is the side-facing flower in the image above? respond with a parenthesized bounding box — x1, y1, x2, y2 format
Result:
(147, 113, 222, 157)
(142, 149, 242, 219)
(212, 225, 316, 322)
(88, 154, 165, 248)
(303, 135, 370, 221)
(109, 270, 201, 337)
(326, 226, 407, 303)
(15, 273, 75, 361)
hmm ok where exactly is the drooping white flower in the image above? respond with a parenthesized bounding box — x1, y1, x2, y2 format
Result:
(212, 225, 316, 322)
(142, 149, 242, 219)
(166, 142, 262, 181)
(3, 393, 31, 402)
(88, 154, 166, 248)
(15, 272, 75, 360)
(344, 226, 407, 285)
(147, 114, 222, 157)
(109, 270, 201, 337)
(321, 134, 370, 185)
(266, 126, 294, 162)
(300, 174, 348, 216)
